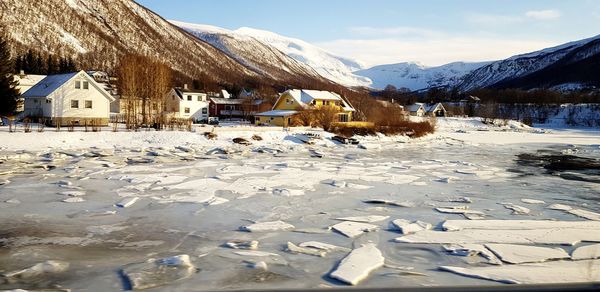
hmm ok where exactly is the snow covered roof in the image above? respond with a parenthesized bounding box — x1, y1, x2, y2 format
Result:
(22, 72, 79, 97)
(407, 103, 425, 112)
(425, 103, 446, 113)
(22, 71, 115, 102)
(13, 74, 47, 87)
(283, 89, 355, 112)
(175, 87, 207, 97)
(256, 110, 298, 117)
(210, 97, 244, 105)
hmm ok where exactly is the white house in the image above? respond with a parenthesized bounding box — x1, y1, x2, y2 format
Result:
(425, 103, 447, 117)
(407, 103, 426, 117)
(165, 85, 210, 122)
(13, 72, 47, 112)
(22, 71, 115, 126)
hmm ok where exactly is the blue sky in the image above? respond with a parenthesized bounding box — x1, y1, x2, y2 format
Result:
(137, 0, 600, 67)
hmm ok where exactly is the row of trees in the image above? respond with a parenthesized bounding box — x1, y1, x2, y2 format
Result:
(13, 50, 77, 75)
(117, 53, 172, 129)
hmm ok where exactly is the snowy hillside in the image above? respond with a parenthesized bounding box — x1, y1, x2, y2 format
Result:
(171, 21, 325, 83)
(354, 62, 490, 91)
(235, 27, 372, 87)
(458, 34, 600, 91)
(0, 0, 334, 88)
(171, 21, 372, 88)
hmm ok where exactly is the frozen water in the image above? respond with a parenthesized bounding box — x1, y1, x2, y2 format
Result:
(329, 243, 385, 285)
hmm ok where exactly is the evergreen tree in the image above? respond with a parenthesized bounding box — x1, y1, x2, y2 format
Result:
(46, 54, 58, 74)
(34, 53, 44, 74)
(24, 50, 35, 73)
(0, 34, 20, 116)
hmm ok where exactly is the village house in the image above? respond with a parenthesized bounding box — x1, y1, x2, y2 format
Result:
(255, 89, 356, 127)
(425, 103, 447, 117)
(165, 84, 210, 123)
(22, 71, 115, 126)
(407, 103, 427, 117)
(12, 71, 47, 113)
(208, 90, 262, 120)
(407, 102, 447, 117)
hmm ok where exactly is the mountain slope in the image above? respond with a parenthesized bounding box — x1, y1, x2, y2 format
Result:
(170, 21, 325, 84)
(0, 0, 333, 88)
(354, 61, 490, 91)
(230, 27, 372, 87)
(458, 35, 600, 91)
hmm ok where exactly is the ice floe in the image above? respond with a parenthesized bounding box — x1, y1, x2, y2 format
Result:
(520, 198, 545, 204)
(331, 221, 379, 238)
(440, 259, 600, 284)
(240, 221, 295, 232)
(571, 244, 600, 260)
(62, 197, 85, 203)
(286, 242, 326, 257)
(299, 241, 350, 252)
(484, 244, 570, 264)
(442, 244, 501, 265)
(116, 197, 139, 208)
(547, 203, 573, 211)
(362, 199, 414, 208)
(390, 219, 432, 235)
(329, 243, 385, 285)
(442, 219, 600, 232)
(121, 254, 194, 290)
(335, 215, 389, 223)
(225, 240, 259, 250)
(501, 203, 531, 215)
(1, 260, 69, 284)
(568, 208, 600, 221)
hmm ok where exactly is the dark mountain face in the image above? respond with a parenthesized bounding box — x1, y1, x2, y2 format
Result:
(0, 0, 332, 88)
(457, 35, 600, 92)
(492, 39, 600, 90)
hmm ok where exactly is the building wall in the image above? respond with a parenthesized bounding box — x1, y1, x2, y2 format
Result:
(273, 93, 302, 111)
(47, 74, 111, 120)
(255, 115, 292, 127)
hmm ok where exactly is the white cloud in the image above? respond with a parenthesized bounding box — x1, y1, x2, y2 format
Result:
(466, 9, 561, 25)
(317, 37, 558, 68)
(349, 26, 444, 39)
(525, 9, 561, 20)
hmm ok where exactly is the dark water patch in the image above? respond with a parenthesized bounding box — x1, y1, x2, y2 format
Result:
(515, 151, 600, 183)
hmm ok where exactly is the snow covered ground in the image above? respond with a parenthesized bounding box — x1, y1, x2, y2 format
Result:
(0, 119, 599, 290)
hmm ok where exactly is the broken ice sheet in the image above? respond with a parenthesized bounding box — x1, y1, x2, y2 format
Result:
(329, 243, 384, 286)
(2, 260, 70, 284)
(501, 203, 531, 215)
(331, 221, 379, 238)
(225, 240, 259, 250)
(442, 244, 502, 265)
(440, 259, 600, 284)
(286, 242, 326, 257)
(121, 255, 194, 290)
(298, 241, 350, 252)
(362, 199, 414, 208)
(521, 198, 545, 204)
(335, 215, 389, 223)
(390, 219, 432, 235)
(571, 244, 600, 260)
(240, 221, 295, 232)
(484, 244, 570, 264)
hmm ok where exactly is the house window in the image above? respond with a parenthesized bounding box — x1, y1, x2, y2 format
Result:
(187, 95, 192, 101)
(225, 105, 233, 110)
(286, 98, 292, 105)
(83, 81, 89, 90)
(75, 81, 81, 89)
(85, 100, 92, 109)
(311, 100, 316, 106)
(45, 99, 51, 104)
(202, 108, 208, 114)
(256, 117, 260, 122)
(198, 96, 202, 101)
(339, 114, 349, 122)
(184, 107, 190, 114)
(71, 100, 79, 109)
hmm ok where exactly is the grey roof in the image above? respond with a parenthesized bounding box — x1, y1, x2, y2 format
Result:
(210, 97, 262, 105)
(256, 110, 298, 117)
(22, 72, 78, 98)
(407, 103, 425, 112)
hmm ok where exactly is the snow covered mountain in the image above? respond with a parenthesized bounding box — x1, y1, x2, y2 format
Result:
(172, 21, 372, 88)
(354, 61, 491, 91)
(170, 21, 325, 84)
(0, 0, 331, 88)
(458, 35, 600, 91)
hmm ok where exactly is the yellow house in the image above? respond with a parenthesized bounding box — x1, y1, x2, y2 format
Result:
(255, 89, 355, 127)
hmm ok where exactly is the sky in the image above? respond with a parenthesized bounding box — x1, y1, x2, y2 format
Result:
(137, 0, 600, 68)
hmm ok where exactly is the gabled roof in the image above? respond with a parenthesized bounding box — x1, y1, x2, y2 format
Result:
(23, 71, 115, 102)
(407, 103, 425, 112)
(174, 87, 208, 98)
(282, 89, 355, 112)
(425, 103, 445, 113)
(23, 72, 78, 97)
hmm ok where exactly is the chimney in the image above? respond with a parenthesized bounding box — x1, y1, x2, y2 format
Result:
(19, 70, 25, 78)
(183, 84, 188, 90)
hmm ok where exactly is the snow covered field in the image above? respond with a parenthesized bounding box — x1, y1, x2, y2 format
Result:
(0, 118, 599, 290)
